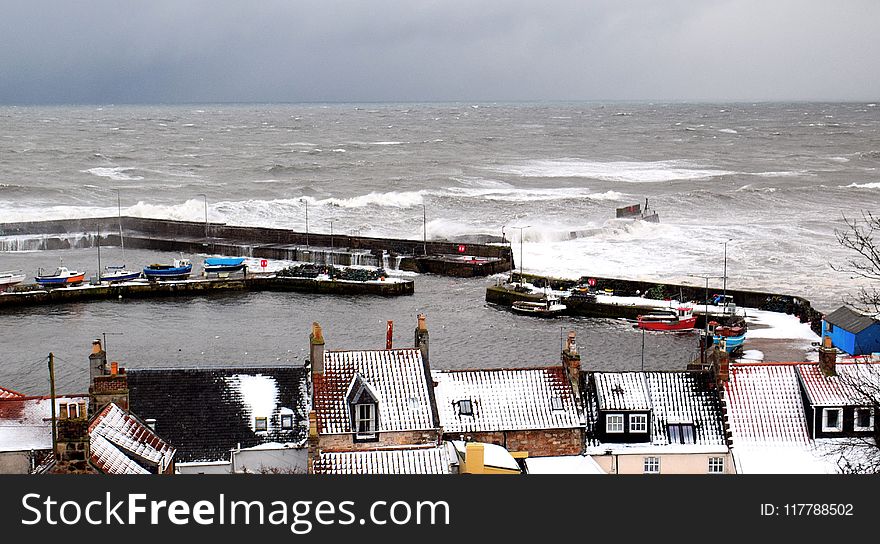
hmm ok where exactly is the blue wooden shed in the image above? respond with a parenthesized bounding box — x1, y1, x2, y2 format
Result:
(822, 306, 880, 356)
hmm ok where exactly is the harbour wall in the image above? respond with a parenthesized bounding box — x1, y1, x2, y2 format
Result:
(0, 217, 511, 277)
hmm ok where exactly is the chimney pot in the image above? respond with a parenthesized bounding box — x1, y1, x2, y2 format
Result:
(91, 339, 102, 354)
(110, 362, 118, 375)
(386, 320, 394, 350)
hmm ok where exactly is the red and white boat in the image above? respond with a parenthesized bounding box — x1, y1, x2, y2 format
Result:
(637, 307, 697, 331)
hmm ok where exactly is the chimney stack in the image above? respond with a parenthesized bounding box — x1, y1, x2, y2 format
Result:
(89, 339, 107, 382)
(562, 331, 581, 394)
(819, 336, 837, 376)
(386, 320, 393, 350)
(462, 442, 485, 474)
(307, 410, 319, 474)
(415, 314, 429, 366)
(310, 322, 325, 375)
(711, 347, 730, 383)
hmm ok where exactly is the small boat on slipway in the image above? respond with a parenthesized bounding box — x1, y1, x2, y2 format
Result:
(511, 294, 567, 317)
(0, 270, 26, 292)
(637, 307, 697, 331)
(143, 259, 192, 280)
(203, 257, 246, 273)
(35, 267, 86, 287)
(709, 321, 746, 354)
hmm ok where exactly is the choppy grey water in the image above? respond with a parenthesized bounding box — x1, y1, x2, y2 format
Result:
(1, 102, 878, 392)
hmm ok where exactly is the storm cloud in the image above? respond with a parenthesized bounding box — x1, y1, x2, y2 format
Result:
(1, 0, 878, 103)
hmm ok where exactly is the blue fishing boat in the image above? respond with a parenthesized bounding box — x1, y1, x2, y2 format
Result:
(101, 265, 142, 283)
(709, 322, 746, 354)
(35, 267, 86, 286)
(204, 257, 246, 273)
(143, 259, 192, 280)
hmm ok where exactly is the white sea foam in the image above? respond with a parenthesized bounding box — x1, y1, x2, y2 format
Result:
(493, 159, 733, 183)
(304, 191, 427, 208)
(717, 128, 739, 134)
(843, 182, 880, 189)
(84, 167, 144, 181)
(444, 186, 625, 202)
(747, 171, 807, 178)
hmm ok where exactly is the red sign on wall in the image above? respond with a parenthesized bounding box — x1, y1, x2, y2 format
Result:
(588, 278, 596, 287)
(260, 259, 268, 268)
(457, 244, 467, 253)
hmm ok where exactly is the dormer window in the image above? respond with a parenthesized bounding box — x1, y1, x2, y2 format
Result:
(280, 413, 294, 430)
(630, 414, 648, 433)
(355, 403, 377, 436)
(854, 408, 874, 432)
(607, 414, 624, 433)
(254, 417, 268, 432)
(822, 408, 843, 432)
(550, 397, 564, 411)
(346, 373, 380, 441)
(668, 423, 695, 444)
(457, 399, 474, 416)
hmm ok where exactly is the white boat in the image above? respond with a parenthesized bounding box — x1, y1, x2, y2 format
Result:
(511, 294, 567, 317)
(0, 270, 25, 292)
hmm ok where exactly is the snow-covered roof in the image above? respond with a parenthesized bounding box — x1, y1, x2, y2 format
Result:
(313, 445, 451, 474)
(0, 395, 88, 452)
(589, 371, 727, 448)
(433, 367, 583, 433)
(525, 455, 606, 474)
(313, 349, 436, 434)
(725, 364, 811, 446)
(725, 363, 843, 473)
(128, 366, 308, 463)
(796, 362, 880, 407)
(89, 403, 176, 474)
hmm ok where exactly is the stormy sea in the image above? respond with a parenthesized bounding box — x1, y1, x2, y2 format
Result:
(1, 102, 878, 392)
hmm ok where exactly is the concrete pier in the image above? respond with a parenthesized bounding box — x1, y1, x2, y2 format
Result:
(0, 275, 413, 309)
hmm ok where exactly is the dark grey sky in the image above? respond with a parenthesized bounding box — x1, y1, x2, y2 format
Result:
(1, 0, 878, 104)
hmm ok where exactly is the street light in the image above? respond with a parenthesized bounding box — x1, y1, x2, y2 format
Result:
(329, 219, 335, 250)
(196, 193, 209, 249)
(722, 239, 734, 314)
(511, 225, 531, 279)
(422, 204, 427, 256)
(300, 198, 310, 248)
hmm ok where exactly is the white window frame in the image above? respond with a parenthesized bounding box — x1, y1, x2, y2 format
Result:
(643, 456, 660, 474)
(629, 413, 648, 433)
(607, 413, 624, 433)
(65, 403, 80, 419)
(854, 407, 874, 432)
(821, 407, 843, 432)
(280, 413, 294, 430)
(708, 457, 725, 474)
(355, 403, 377, 437)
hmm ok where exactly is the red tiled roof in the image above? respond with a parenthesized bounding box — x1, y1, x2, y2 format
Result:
(0, 386, 25, 399)
(313, 349, 435, 434)
(725, 364, 811, 446)
(796, 362, 880, 406)
(89, 403, 176, 474)
(433, 367, 583, 433)
(0, 395, 89, 452)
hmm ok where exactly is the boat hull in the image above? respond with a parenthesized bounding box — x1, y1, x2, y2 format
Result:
(713, 334, 745, 353)
(35, 274, 85, 286)
(638, 317, 697, 331)
(102, 270, 142, 282)
(143, 264, 192, 280)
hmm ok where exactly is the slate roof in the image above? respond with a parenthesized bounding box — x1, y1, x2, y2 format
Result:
(127, 366, 309, 463)
(796, 362, 880, 407)
(313, 349, 437, 435)
(824, 306, 879, 334)
(724, 364, 810, 446)
(588, 371, 726, 447)
(313, 445, 452, 474)
(89, 403, 176, 474)
(0, 395, 89, 452)
(433, 367, 583, 433)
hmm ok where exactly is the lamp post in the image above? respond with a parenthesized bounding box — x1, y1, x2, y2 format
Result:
(329, 219, 335, 250)
(511, 225, 530, 280)
(196, 193, 209, 250)
(302, 198, 310, 248)
(687, 274, 725, 335)
(722, 239, 734, 314)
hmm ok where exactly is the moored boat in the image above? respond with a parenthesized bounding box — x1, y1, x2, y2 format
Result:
(511, 294, 567, 317)
(35, 267, 86, 287)
(709, 321, 746, 353)
(143, 259, 192, 280)
(0, 270, 26, 292)
(101, 265, 142, 283)
(637, 307, 697, 331)
(204, 257, 246, 273)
